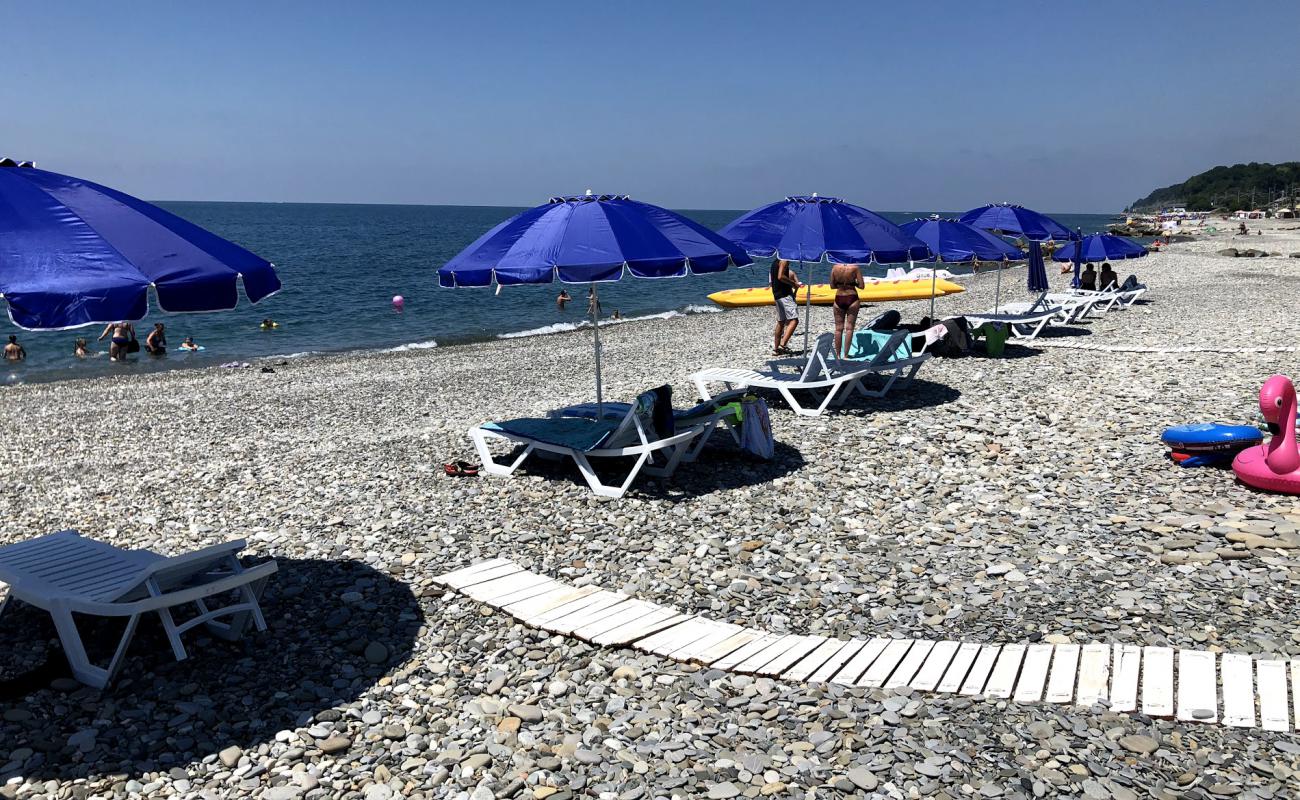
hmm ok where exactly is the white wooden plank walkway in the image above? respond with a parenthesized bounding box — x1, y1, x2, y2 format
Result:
(435, 561, 1297, 733)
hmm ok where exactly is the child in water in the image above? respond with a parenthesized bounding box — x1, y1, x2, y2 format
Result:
(180, 336, 200, 351)
(73, 338, 88, 357)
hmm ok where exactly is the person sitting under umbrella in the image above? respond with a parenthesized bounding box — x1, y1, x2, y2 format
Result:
(1099, 262, 1119, 291)
(1080, 263, 1098, 291)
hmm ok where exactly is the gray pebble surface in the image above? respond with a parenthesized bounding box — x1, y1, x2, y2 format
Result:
(0, 222, 1298, 798)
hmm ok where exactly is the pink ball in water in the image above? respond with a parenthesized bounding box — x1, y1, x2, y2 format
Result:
(392, 295, 405, 309)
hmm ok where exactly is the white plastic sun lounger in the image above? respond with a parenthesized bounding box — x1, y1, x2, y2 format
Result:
(0, 530, 277, 688)
(551, 388, 747, 463)
(965, 304, 1065, 341)
(692, 330, 923, 417)
(470, 388, 705, 498)
(1069, 281, 1146, 308)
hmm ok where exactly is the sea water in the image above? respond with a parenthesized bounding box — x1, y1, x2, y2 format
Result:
(0, 203, 1118, 384)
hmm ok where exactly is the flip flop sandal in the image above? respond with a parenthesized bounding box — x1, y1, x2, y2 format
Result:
(443, 462, 463, 477)
(456, 461, 481, 476)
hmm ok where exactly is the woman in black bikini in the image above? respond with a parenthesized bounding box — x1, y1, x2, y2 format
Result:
(830, 262, 864, 358)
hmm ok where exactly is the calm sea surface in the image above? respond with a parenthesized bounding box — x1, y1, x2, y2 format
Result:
(1, 203, 1119, 384)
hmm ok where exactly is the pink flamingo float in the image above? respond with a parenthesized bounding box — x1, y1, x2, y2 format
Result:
(1232, 374, 1300, 494)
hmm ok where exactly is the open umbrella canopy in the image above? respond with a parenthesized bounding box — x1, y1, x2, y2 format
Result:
(719, 195, 930, 264)
(1051, 234, 1148, 263)
(899, 217, 1026, 263)
(959, 203, 1075, 243)
(0, 162, 280, 330)
(438, 193, 751, 287)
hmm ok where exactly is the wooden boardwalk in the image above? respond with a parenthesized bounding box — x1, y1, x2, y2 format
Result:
(434, 560, 1299, 733)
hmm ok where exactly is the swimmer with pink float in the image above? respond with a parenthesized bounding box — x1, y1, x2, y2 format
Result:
(1232, 374, 1300, 494)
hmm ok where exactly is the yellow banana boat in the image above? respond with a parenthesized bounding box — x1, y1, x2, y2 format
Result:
(707, 278, 964, 308)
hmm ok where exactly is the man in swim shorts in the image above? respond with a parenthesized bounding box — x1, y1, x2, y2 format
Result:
(771, 259, 801, 355)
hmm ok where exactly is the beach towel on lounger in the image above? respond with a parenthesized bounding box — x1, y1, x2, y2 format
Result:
(845, 330, 911, 363)
(484, 417, 620, 451)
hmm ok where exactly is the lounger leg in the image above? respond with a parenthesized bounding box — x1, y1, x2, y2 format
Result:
(155, 605, 191, 662)
(644, 439, 690, 478)
(50, 608, 141, 690)
(203, 572, 271, 642)
(471, 428, 535, 477)
(571, 451, 646, 499)
(692, 377, 715, 402)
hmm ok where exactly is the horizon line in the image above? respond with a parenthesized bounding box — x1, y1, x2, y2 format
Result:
(152, 198, 1121, 215)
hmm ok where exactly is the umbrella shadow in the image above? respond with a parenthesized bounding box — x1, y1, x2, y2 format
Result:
(1033, 325, 1092, 339)
(492, 438, 805, 500)
(0, 557, 421, 783)
(837, 377, 961, 415)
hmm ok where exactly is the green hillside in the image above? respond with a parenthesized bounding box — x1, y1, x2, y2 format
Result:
(1128, 162, 1300, 212)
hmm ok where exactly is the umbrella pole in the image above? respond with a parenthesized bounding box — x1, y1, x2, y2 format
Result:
(801, 259, 810, 355)
(926, 258, 936, 322)
(590, 282, 603, 417)
(994, 258, 1003, 314)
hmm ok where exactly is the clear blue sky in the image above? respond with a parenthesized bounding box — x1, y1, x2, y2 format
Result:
(4, 1, 1297, 212)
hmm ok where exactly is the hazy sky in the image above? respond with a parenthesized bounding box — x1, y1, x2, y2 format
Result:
(4, 1, 1297, 212)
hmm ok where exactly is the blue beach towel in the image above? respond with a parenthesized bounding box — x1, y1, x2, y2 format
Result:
(485, 417, 620, 451)
(844, 330, 911, 363)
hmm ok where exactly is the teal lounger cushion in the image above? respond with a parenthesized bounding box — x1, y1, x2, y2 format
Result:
(845, 330, 910, 363)
(485, 417, 620, 451)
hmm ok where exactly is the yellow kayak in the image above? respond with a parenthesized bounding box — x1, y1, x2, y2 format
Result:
(708, 278, 965, 308)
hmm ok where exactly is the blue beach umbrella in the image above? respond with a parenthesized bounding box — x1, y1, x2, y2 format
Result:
(0, 161, 280, 330)
(899, 217, 1026, 319)
(1051, 233, 1149, 264)
(438, 191, 752, 414)
(960, 203, 1076, 310)
(720, 195, 930, 352)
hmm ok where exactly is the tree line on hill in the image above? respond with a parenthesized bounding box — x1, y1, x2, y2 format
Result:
(1127, 162, 1300, 212)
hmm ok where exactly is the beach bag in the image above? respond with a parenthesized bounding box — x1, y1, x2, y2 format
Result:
(930, 317, 971, 357)
(126, 330, 140, 353)
(866, 309, 901, 331)
(737, 397, 774, 460)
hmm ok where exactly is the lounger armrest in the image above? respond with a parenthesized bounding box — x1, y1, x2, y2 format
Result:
(63, 560, 279, 616)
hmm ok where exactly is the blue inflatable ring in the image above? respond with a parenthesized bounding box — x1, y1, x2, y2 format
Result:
(1161, 423, 1262, 453)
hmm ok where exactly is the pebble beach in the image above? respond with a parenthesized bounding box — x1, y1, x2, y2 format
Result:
(3, 222, 1300, 799)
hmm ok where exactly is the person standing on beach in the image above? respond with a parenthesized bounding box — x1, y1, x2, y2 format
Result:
(145, 322, 167, 355)
(829, 262, 864, 358)
(98, 321, 135, 361)
(4, 335, 25, 362)
(771, 258, 802, 355)
(556, 290, 571, 310)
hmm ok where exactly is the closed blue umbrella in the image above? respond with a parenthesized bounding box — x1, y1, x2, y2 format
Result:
(720, 195, 930, 352)
(1026, 241, 1049, 294)
(438, 192, 752, 413)
(0, 161, 280, 330)
(1051, 233, 1149, 264)
(900, 217, 1025, 319)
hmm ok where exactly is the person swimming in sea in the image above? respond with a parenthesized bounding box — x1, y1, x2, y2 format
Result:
(73, 338, 88, 358)
(260, 318, 279, 330)
(556, 290, 571, 310)
(145, 322, 166, 355)
(4, 335, 25, 362)
(179, 336, 200, 351)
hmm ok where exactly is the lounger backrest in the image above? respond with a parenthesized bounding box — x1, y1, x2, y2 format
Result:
(844, 330, 912, 366)
(118, 541, 247, 601)
(604, 388, 666, 448)
(798, 333, 837, 381)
